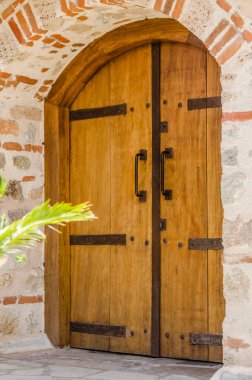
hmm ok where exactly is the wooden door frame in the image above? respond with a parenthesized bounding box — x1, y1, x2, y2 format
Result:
(44, 18, 212, 348)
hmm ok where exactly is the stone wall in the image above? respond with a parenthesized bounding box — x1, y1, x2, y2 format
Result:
(0, 0, 252, 372)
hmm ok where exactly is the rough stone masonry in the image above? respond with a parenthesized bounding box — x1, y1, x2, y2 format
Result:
(0, 0, 252, 378)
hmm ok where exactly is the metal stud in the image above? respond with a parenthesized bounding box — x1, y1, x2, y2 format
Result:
(144, 328, 148, 334)
(178, 242, 183, 248)
(163, 238, 168, 244)
(180, 334, 185, 340)
(146, 102, 151, 108)
(145, 240, 150, 246)
(130, 236, 135, 242)
(130, 330, 135, 337)
(178, 102, 183, 108)
(130, 107, 134, 112)
(163, 100, 168, 105)
(165, 332, 170, 338)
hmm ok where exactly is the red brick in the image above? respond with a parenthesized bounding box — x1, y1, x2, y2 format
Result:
(164, 0, 175, 13)
(22, 176, 35, 182)
(217, 0, 232, 12)
(222, 111, 252, 121)
(0, 72, 11, 79)
(16, 10, 32, 38)
(217, 36, 244, 65)
(43, 80, 54, 85)
(2, 5, 15, 20)
(60, 0, 79, 16)
(154, 0, 163, 11)
(77, 0, 92, 8)
(2, 142, 22, 151)
(18, 295, 43, 304)
(172, 0, 186, 19)
(69, 1, 83, 12)
(23, 3, 47, 35)
(211, 26, 237, 56)
(224, 337, 250, 349)
(24, 41, 34, 47)
(53, 42, 65, 49)
(52, 34, 70, 43)
(24, 144, 43, 153)
(29, 34, 42, 41)
(6, 80, 19, 88)
(204, 19, 229, 48)
(34, 93, 44, 101)
(0, 119, 19, 135)
(38, 86, 49, 92)
(231, 13, 244, 28)
(16, 75, 38, 85)
(2, 296, 17, 305)
(8, 18, 26, 44)
(242, 30, 252, 42)
(43, 37, 54, 44)
(77, 15, 88, 21)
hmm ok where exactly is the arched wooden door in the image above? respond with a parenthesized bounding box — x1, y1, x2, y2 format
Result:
(69, 43, 224, 362)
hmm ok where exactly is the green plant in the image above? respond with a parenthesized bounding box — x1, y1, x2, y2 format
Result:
(0, 176, 94, 263)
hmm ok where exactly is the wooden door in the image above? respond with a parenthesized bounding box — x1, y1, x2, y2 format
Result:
(69, 41, 224, 361)
(160, 43, 224, 362)
(70, 45, 153, 356)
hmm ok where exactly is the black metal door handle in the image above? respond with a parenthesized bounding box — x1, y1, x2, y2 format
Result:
(135, 149, 147, 202)
(161, 148, 173, 200)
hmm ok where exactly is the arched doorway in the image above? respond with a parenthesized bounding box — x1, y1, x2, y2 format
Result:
(45, 18, 224, 363)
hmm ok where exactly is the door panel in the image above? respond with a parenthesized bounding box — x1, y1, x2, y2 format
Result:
(109, 46, 152, 355)
(69, 41, 224, 361)
(70, 63, 112, 351)
(160, 43, 209, 361)
(207, 54, 224, 362)
(70, 45, 153, 355)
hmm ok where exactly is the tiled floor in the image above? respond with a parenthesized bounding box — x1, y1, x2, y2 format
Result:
(0, 348, 222, 379)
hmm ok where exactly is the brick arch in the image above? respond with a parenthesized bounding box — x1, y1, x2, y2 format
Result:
(0, 0, 252, 369)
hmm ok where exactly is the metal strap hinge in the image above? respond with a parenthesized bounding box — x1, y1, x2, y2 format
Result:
(189, 332, 222, 346)
(188, 97, 221, 111)
(71, 322, 126, 338)
(160, 121, 168, 133)
(188, 238, 223, 250)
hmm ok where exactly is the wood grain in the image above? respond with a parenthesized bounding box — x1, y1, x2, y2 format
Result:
(207, 53, 225, 363)
(160, 43, 209, 361)
(44, 103, 70, 347)
(45, 19, 213, 349)
(70, 45, 153, 355)
(46, 18, 205, 107)
(70, 62, 112, 351)
(109, 45, 152, 355)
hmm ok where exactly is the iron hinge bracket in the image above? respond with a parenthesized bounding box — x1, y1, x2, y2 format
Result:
(160, 219, 167, 231)
(160, 121, 168, 133)
(189, 332, 223, 346)
(188, 238, 223, 250)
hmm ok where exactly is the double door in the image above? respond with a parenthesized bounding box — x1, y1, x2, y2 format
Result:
(69, 43, 224, 362)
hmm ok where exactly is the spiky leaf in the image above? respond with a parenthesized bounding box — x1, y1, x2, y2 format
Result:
(0, 200, 95, 261)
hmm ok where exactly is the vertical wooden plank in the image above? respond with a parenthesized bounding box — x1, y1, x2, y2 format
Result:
(44, 102, 70, 347)
(109, 45, 153, 355)
(70, 64, 112, 351)
(160, 43, 209, 361)
(151, 43, 161, 358)
(207, 54, 224, 363)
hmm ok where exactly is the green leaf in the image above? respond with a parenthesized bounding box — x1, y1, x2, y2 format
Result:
(0, 176, 8, 198)
(0, 200, 95, 258)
